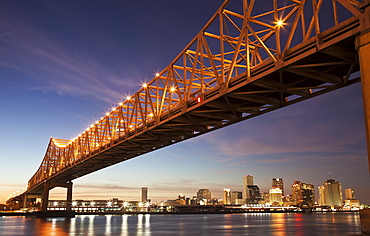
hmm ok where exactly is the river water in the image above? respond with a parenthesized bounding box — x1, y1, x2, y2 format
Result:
(0, 212, 362, 235)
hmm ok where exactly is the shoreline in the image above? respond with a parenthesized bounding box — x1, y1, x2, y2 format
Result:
(0, 210, 360, 217)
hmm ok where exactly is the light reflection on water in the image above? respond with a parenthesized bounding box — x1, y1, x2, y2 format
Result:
(0, 212, 362, 235)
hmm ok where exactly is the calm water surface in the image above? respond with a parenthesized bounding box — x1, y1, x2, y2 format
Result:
(0, 212, 362, 235)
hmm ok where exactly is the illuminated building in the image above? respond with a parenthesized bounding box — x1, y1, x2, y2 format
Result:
(246, 185, 261, 204)
(223, 189, 231, 205)
(345, 188, 356, 200)
(141, 187, 148, 202)
(242, 175, 254, 200)
(231, 191, 243, 204)
(197, 189, 211, 203)
(344, 188, 360, 208)
(269, 188, 283, 204)
(291, 181, 315, 207)
(318, 179, 343, 206)
(272, 178, 284, 196)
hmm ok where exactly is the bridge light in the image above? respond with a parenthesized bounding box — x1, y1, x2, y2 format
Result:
(170, 87, 176, 93)
(148, 113, 154, 117)
(197, 96, 202, 103)
(155, 73, 160, 77)
(112, 107, 116, 111)
(276, 20, 283, 27)
(126, 96, 131, 101)
(142, 83, 148, 88)
(106, 112, 110, 116)
(119, 102, 123, 106)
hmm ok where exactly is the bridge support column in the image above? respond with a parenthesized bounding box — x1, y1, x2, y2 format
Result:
(66, 182, 73, 212)
(357, 0, 370, 172)
(41, 182, 50, 212)
(41, 181, 73, 212)
(23, 193, 42, 209)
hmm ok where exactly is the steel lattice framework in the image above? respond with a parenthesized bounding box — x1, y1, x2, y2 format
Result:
(21, 0, 365, 197)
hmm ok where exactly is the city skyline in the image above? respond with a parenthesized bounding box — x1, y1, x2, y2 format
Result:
(0, 1, 369, 204)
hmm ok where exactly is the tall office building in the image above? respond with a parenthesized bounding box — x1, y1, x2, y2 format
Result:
(231, 191, 243, 204)
(141, 187, 148, 202)
(197, 189, 211, 201)
(246, 185, 261, 204)
(272, 178, 284, 196)
(243, 175, 254, 200)
(345, 188, 356, 200)
(223, 189, 231, 205)
(291, 181, 315, 207)
(318, 179, 343, 206)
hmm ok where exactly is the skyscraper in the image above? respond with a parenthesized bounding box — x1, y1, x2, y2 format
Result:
(197, 189, 211, 202)
(246, 185, 261, 204)
(318, 179, 343, 206)
(242, 175, 254, 200)
(223, 189, 231, 205)
(272, 178, 284, 196)
(141, 187, 148, 202)
(231, 191, 243, 204)
(291, 181, 315, 207)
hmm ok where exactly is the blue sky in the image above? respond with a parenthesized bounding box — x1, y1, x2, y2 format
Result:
(0, 0, 369, 204)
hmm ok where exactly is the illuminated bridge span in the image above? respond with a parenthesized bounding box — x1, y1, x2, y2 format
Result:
(9, 0, 370, 211)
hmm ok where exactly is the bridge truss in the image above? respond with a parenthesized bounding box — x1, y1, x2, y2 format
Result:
(9, 0, 369, 205)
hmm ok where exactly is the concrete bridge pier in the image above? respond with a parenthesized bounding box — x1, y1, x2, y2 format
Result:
(23, 193, 42, 208)
(357, 0, 370, 235)
(39, 181, 74, 216)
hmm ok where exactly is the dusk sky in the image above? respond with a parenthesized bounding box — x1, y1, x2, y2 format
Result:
(1, 0, 369, 204)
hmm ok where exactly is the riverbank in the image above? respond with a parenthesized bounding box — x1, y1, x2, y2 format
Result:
(0, 209, 361, 217)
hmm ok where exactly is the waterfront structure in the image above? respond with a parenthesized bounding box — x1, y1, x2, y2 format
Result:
(197, 189, 211, 203)
(242, 175, 254, 200)
(345, 188, 356, 200)
(318, 179, 343, 206)
(246, 185, 261, 204)
(141, 187, 148, 202)
(272, 178, 284, 196)
(269, 188, 283, 204)
(223, 189, 231, 205)
(344, 188, 360, 208)
(291, 181, 315, 207)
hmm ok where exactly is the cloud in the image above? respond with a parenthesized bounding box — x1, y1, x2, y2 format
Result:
(200, 86, 365, 165)
(0, 21, 138, 104)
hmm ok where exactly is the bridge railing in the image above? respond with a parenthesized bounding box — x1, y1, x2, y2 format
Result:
(27, 0, 363, 192)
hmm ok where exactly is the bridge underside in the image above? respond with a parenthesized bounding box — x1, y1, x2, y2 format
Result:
(26, 18, 361, 196)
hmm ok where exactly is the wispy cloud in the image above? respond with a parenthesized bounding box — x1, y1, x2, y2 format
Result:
(0, 21, 139, 104)
(200, 91, 365, 165)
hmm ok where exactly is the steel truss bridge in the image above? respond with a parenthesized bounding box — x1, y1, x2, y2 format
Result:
(8, 0, 370, 211)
